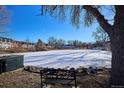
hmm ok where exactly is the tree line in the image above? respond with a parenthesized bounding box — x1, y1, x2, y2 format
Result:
(35, 37, 92, 51)
(35, 36, 110, 51)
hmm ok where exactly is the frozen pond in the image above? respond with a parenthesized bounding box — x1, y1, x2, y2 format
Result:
(21, 50, 111, 68)
(0, 49, 111, 68)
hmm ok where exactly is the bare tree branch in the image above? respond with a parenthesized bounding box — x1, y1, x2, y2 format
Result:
(83, 5, 113, 35)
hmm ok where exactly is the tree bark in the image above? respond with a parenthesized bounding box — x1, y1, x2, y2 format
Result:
(110, 32, 124, 87)
(110, 6, 124, 87)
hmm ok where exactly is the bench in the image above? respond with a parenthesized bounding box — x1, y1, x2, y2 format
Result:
(40, 68, 77, 88)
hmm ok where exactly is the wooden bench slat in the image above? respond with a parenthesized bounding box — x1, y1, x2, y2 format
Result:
(43, 79, 74, 85)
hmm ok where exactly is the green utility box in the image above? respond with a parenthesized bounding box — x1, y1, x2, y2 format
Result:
(0, 55, 24, 74)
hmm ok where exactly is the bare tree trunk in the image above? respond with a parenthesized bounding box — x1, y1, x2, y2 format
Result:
(109, 6, 124, 87)
(110, 32, 124, 87)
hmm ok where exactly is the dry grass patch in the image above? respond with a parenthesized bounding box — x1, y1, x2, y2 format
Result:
(0, 69, 41, 88)
(0, 68, 110, 88)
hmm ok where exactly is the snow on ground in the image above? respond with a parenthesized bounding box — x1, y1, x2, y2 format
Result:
(21, 49, 111, 69)
(0, 49, 112, 69)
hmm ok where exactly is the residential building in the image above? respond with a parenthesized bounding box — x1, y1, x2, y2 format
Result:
(0, 37, 35, 50)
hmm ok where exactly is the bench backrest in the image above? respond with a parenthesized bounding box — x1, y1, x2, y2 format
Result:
(40, 68, 77, 87)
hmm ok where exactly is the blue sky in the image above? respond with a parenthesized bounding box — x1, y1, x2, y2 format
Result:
(6, 5, 99, 43)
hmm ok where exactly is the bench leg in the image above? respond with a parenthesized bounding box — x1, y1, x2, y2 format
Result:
(75, 81, 77, 88)
(74, 71, 77, 88)
(45, 83, 48, 87)
(41, 81, 43, 88)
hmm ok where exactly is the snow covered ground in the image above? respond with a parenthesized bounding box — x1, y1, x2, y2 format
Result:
(21, 49, 111, 69)
(0, 49, 112, 68)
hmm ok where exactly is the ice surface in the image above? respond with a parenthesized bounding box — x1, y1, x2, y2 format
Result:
(0, 49, 111, 68)
(21, 50, 111, 69)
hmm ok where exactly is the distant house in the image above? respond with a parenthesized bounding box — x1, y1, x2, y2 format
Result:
(0, 37, 13, 50)
(0, 37, 35, 50)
